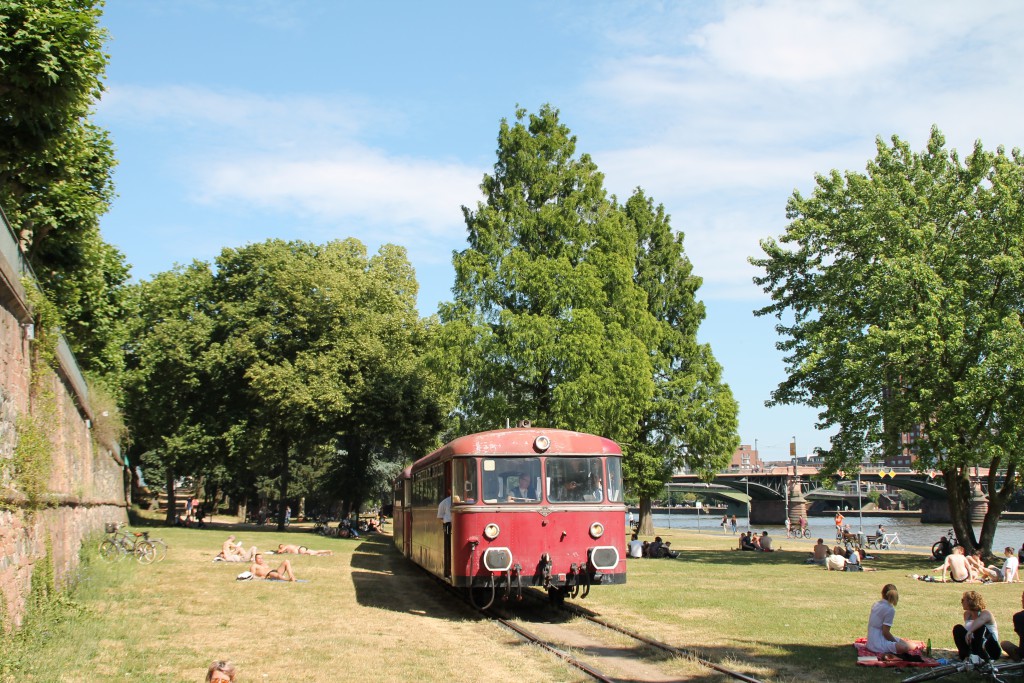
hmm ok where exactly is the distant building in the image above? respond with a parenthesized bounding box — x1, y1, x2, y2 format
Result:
(730, 444, 763, 471)
(885, 424, 922, 468)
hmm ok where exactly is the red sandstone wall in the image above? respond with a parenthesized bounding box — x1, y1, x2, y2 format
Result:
(0, 255, 126, 628)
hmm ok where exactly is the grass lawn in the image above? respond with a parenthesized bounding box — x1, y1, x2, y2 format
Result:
(585, 529, 1024, 682)
(3, 522, 1021, 682)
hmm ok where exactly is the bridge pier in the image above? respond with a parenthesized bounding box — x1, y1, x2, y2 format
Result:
(920, 485, 989, 525)
(750, 500, 786, 525)
(920, 498, 950, 524)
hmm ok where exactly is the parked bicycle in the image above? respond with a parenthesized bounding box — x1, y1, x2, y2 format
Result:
(99, 522, 164, 564)
(932, 528, 959, 560)
(902, 654, 1024, 682)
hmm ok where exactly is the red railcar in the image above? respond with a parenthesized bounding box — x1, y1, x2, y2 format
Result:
(393, 426, 626, 603)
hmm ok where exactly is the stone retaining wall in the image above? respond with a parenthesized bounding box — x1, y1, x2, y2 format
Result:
(0, 222, 126, 629)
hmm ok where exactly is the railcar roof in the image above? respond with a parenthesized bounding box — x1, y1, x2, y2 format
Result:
(408, 428, 621, 472)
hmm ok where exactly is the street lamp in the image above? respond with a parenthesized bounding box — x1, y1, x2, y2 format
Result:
(747, 439, 756, 530)
(857, 470, 864, 540)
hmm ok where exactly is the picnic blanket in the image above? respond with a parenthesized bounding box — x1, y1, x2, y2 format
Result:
(854, 638, 939, 668)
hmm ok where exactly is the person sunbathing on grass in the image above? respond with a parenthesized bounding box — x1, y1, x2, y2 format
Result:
(250, 553, 297, 581)
(218, 535, 256, 562)
(277, 543, 333, 556)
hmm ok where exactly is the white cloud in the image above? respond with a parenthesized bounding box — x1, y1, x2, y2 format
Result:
(98, 84, 482, 249)
(695, 2, 911, 83)
(98, 84, 392, 148)
(197, 147, 480, 246)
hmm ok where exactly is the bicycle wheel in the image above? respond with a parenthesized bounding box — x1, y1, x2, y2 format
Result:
(993, 661, 1024, 679)
(135, 540, 156, 565)
(149, 538, 168, 562)
(901, 663, 965, 682)
(99, 538, 123, 562)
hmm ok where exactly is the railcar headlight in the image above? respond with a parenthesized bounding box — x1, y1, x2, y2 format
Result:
(534, 435, 550, 452)
(484, 523, 500, 540)
(590, 522, 605, 539)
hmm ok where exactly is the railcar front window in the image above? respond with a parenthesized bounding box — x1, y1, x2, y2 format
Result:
(481, 457, 541, 504)
(547, 457, 604, 503)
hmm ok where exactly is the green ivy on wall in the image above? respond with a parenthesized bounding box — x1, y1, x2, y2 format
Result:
(8, 279, 63, 513)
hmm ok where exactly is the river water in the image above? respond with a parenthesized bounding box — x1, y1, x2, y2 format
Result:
(647, 513, 1024, 552)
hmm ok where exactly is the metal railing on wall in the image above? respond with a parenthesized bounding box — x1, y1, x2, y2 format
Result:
(0, 206, 92, 421)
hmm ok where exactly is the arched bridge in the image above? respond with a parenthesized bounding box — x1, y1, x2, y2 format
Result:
(670, 467, 994, 525)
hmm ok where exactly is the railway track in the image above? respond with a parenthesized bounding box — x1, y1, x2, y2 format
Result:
(483, 588, 767, 683)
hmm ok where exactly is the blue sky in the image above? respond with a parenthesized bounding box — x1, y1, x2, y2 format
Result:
(93, 1, 1024, 461)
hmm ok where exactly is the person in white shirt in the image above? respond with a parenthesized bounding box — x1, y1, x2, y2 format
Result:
(867, 584, 911, 654)
(846, 546, 863, 571)
(986, 547, 1020, 583)
(826, 549, 847, 571)
(627, 533, 644, 558)
(437, 489, 452, 535)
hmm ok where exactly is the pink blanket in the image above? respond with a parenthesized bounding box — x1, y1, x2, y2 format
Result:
(854, 638, 939, 668)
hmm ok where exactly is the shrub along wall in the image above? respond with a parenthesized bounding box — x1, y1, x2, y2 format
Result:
(0, 237, 126, 629)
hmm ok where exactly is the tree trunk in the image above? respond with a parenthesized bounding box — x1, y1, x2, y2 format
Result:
(977, 460, 1017, 562)
(944, 466, 976, 553)
(637, 495, 655, 536)
(164, 470, 177, 525)
(276, 442, 291, 531)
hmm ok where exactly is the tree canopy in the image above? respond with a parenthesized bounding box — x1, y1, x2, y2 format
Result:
(443, 105, 738, 525)
(123, 239, 447, 524)
(752, 127, 1024, 553)
(0, 0, 129, 390)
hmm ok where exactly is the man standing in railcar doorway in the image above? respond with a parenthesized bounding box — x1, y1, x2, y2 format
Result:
(438, 488, 452, 577)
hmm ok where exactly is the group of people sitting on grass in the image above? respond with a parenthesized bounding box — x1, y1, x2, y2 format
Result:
(868, 583, 1024, 664)
(925, 545, 1020, 584)
(738, 530, 776, 552)
(626, 533, 678, 558)
(805, 537, 876, 571)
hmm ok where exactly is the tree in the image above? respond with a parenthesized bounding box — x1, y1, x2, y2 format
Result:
(752, 127, 1024, 555)
(444, 105, 656, 441)
(0, 1, 129, 387)
(122, 263, 220, 523)
(623, 189, 739, 533)
(444, 105, 738, 529)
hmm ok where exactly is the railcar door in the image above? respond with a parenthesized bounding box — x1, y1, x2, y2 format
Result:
(443, 464, 452, 578)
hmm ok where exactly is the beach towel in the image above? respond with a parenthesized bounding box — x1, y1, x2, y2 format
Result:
(853, 638, 938, 668)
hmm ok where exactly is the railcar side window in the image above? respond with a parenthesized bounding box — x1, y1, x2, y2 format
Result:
(606, 458, 623, 502)
(452, 458, 477, 504)
(481, 457, 541, 504)
(548, 457, 604, 503)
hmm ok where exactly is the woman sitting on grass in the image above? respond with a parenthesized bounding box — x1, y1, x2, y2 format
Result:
(867, 583, 911, 655)
(953, 590, 1001, 661)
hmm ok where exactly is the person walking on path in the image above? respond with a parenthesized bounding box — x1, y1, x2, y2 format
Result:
(730, 515, 738, 534)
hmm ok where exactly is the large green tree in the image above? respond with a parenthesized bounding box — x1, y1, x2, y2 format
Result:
(444, 105, 738, 524)
(445, 105, 656, 441)
(752, 128, 1024, 554)
(624, 189, 739, 532)
(122, 263, 220, 522)
(124, 238, 446, 525)
(0, 0, 129, 388)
